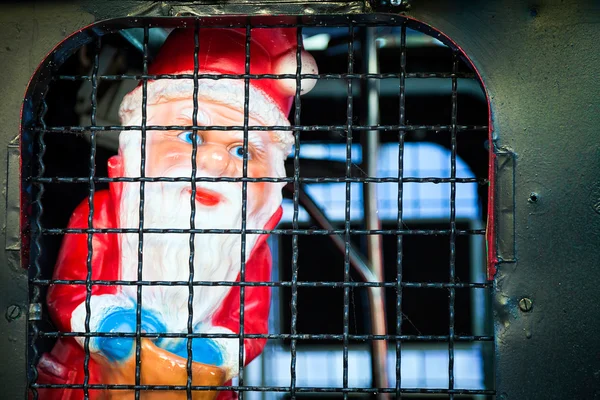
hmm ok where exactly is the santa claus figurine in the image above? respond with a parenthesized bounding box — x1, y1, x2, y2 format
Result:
(35, 26, 317, 400)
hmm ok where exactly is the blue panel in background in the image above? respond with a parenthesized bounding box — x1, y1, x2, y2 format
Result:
(282, 142, 479, 222)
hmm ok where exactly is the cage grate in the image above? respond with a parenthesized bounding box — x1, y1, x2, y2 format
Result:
(395, 21, 407, 397)
(81, 31, 101, 400)
(188, 19, 200, 400)
(24, 14, 493, 400)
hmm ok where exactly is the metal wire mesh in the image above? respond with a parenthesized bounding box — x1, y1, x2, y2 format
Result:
(25, 15, 494, 399)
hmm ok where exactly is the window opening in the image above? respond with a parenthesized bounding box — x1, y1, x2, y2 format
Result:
(22, 15, 493, 400)
(281, 142, 480, 222)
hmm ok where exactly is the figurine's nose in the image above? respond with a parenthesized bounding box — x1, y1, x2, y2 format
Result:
(196, 144, 232, 176)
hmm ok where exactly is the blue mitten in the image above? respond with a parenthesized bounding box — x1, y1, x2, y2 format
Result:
(166, 337, 224, 367)
(96, 308, 165, 362)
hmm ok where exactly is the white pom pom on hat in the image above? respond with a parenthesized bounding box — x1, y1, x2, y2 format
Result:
(272, 48, 318, 96)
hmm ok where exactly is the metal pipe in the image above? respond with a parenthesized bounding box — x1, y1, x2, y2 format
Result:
(360, 27, 389, 396)
(289, 186, 389, 393)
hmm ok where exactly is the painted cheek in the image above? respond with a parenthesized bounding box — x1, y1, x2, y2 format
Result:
(248, 163, 271, 212)
(147, 140, 187, 176)
(249, 182, 267, 211)
(146, 146, 161, 177)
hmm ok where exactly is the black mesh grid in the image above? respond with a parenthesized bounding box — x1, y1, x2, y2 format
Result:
(343, 23, 355, 400)
(290, 19, 304, 400)
(25, 15, 494, 400)
(395, 22, 407, 396)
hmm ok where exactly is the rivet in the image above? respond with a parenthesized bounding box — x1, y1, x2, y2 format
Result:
(530, 7, 539, 18)
(528, 192, 539, 203)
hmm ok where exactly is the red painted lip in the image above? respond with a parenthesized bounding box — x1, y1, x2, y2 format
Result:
(187, 188, 222, 207)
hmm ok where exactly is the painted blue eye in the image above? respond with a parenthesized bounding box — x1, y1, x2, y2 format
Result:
(229, 145, 252, 160)
(178, 131, 203, 145)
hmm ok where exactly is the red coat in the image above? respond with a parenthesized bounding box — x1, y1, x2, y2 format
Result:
(35, 168, 281, 399)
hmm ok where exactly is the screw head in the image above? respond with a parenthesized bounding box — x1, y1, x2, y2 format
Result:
(519, 298, 533, 312)
(5, 305, 22, 321)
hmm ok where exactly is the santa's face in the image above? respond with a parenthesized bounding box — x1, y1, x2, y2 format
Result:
(114, 97, 287, 330)
(144, 99, 279, 214)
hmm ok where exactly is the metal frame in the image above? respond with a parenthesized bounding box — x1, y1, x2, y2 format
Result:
(0, 0, 598, 399)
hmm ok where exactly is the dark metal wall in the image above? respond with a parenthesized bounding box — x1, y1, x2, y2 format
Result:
(407, 1, 600, 399)
(0, 1, 598, 399)
(0, 3, 96, 399)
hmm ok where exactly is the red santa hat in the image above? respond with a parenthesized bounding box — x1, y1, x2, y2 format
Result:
(118, 27, 318, 154)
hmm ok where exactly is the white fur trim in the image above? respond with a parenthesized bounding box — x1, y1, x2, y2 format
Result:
(203, 325, 242, 381)
(70, 294, 135, 353)
(118, 72, 294, 155)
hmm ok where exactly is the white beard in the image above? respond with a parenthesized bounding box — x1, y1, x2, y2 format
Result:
(116, 149, 281, 332)
(70, 128, 286, 379)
